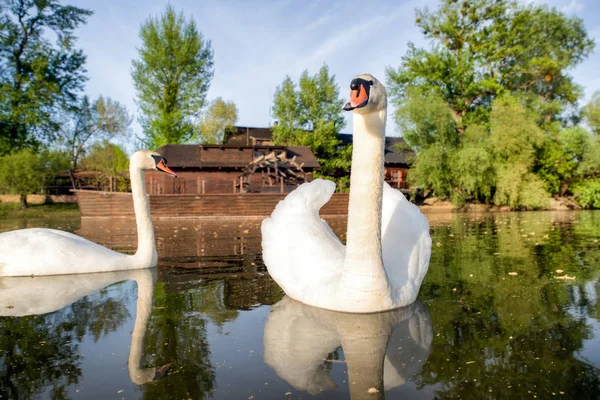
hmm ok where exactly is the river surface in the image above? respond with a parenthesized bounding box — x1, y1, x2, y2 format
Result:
(0, 211, 599, 399)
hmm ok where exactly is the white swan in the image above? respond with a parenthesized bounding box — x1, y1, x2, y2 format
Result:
(0, 150, 176, 277)
(0, 269, 171, 384)
(263, 296, 432, 398)
(261, 74, 431, 313)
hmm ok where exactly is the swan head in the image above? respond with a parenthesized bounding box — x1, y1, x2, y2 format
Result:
(342, 74, 387, 115)
(131, 150, 177, 177)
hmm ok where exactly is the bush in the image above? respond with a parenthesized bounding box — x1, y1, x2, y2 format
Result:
(572, 180, 600, 209)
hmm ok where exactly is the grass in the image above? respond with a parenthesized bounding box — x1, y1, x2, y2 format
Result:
(0, 203, 80, 218)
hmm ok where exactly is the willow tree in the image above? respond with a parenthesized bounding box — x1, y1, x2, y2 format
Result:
(131, 5, 214, 149)
(0, 0, 92, 154)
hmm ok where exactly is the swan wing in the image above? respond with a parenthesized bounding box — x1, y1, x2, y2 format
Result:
(381, 183, 431, 304)
(0, 228, 127, 276)
(261, 179, 345, 300)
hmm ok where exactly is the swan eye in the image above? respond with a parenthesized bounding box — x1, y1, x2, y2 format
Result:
(151, 154, 163, 167)
(369, 80, 374, 86)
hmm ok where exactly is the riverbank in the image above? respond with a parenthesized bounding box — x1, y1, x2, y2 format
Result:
(0, 203, 80, 218)
(418, 197, 579, 213)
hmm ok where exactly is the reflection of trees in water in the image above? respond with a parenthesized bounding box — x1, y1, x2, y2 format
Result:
(419, 212, 600, 399)
(0, 290, 128, 400)
(142, 281, 216, 399)
(140, 274, 283, 399)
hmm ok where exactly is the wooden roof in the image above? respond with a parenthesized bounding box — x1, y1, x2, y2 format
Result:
(155, 144, 320, 169)
(225, 127, 413, 166)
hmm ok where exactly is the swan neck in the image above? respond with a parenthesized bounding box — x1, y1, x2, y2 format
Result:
(342, 111, 388, 291)
(130, 165, 157, 266)
(128, 269, 157, 384)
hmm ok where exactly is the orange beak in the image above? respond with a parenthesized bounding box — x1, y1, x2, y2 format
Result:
(157, 159, 177, 177)
(343, 82, 370, 111)
(350, 83, 369, 108)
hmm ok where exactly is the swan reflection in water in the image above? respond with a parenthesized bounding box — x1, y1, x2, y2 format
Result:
(0, 268, 170, 385)
(264, 297, 432, 399)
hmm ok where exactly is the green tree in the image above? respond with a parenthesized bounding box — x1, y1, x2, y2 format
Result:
(131, 5, 214, 149)
(387, 0, 593, 130)
(79, 141, 129, 191)
(272, 65, 349, 178)
(0, 148, 68, 208)
(387, 0, 595, 207)
(583, 91, 600, 136)
(195, 98, 238, 144)
(0, 0, 93, 154)
(60, 95, 132, 188)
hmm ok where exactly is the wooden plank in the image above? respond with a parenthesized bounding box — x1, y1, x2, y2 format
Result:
(75, 190, 350, 218)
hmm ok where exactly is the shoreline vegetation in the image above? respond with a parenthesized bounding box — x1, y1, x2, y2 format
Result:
(418, 197, 579, 213)
(0, 203, 79, 219)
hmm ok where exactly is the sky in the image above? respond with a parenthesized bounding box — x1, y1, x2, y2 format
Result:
(69, 0, 600, 138)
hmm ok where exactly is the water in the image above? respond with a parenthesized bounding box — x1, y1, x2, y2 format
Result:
(1, 211, 599, 399)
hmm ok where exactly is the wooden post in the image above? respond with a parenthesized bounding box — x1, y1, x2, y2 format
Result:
(267, 167, 272, 186)
(197, 177, 201, 194)
(233, 180, 236, 193)
(202, 180, 205, 194)
(280, 177, 283, 193)
(239, 176, 244, 193)
(338, 180, 343, 193)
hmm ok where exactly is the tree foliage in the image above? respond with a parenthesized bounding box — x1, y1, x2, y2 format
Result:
(272, 65, 349, 178)
(0, 0, 92, 154)
(0, 148, 69, 207)
(387, 0, 597, 208)
(583, 91, 600, 136)
(79, 141, 129, 191)
(196, 98, 238, 144)
(59, 95, 131, 187)
(387, 0, 594, 129)
(131, 5, 214, 149)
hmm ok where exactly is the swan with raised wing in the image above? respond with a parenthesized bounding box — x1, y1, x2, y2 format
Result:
(0, 150, 176, 277)
(261, 74, 431, 313)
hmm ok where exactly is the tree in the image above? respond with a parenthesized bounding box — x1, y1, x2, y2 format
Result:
(387, 0, 594, 131)
(0, 0, 92, 154)
(272, 65, 349, 178)
(386, 0, 595, 207)
(583, 91, 600, 136)
(0, 148, 68, 208)
(79, 141, 129, 192)
(131, 5, 214, 149)
(196, 98, 238, 144)
(60, 95, 132, 188)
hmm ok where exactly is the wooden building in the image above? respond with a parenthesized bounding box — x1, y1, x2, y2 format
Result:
(145, 144, 320, 195)
(336, 134, 412, 189)
(225, 127, 414, 189)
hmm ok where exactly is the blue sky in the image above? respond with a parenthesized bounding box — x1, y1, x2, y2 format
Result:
(70, 0, 600, 137)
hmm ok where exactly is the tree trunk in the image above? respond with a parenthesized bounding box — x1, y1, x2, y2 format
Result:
(69, 169, 77, 190)
(20, 193, 28, 209)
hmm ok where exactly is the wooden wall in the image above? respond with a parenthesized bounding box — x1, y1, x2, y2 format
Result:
(75, 190, 350, 218)
(145, 170, 242, 194)
(384, 167, 409, 189)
